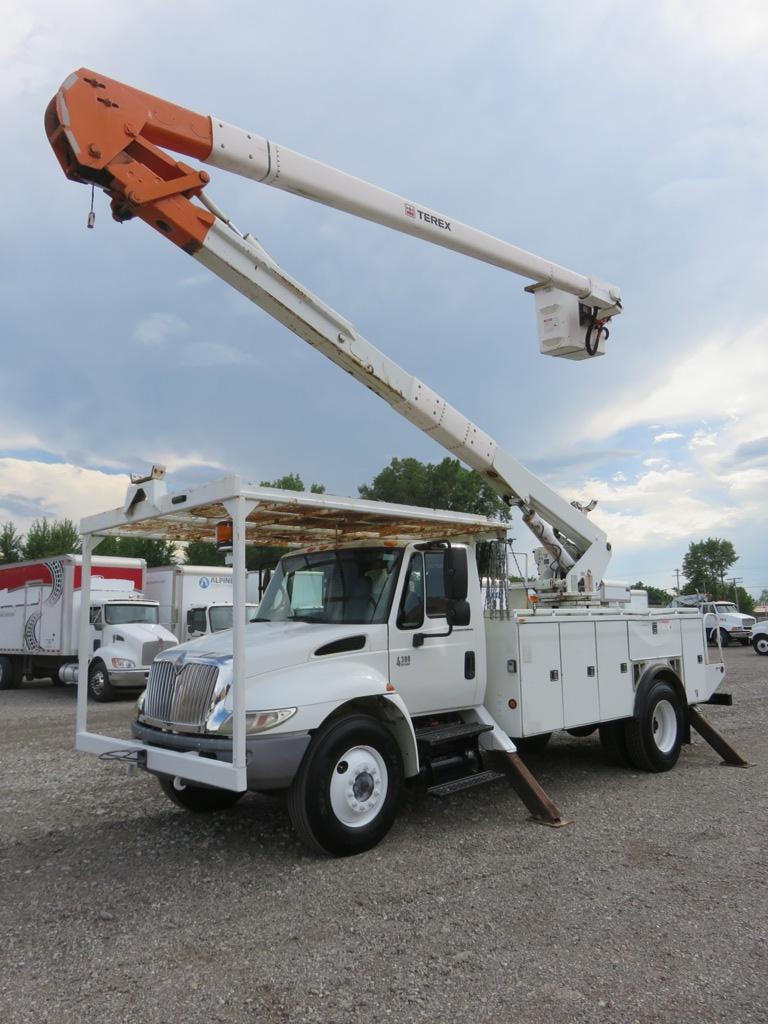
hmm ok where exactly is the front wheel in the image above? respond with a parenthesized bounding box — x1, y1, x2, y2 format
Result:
(159, 776, 245, 813)
(287, 714, 403, 857)
(753, 634, 768, 656)
(87, 661, 117, 702)
(719, 629, 731, 647)
(624, 679, 684, 772)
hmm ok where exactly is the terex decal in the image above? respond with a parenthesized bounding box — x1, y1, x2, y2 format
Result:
(403, 203, 451, 231)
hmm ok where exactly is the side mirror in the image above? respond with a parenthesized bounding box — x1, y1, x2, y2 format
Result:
(447, 599, 471, 627)
(443, 546, 468, 602)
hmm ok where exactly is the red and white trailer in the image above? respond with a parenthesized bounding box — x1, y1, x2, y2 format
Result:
(0, 555, 177, 700)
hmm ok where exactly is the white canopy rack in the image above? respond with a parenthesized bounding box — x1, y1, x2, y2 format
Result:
(75, 474, 505, 792)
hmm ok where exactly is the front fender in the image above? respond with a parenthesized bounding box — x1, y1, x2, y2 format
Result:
(241, 654, 392, 733)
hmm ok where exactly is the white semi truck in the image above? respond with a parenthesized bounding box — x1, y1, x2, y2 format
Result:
(145, 565, 260, 642)
(0, 555, 176, 700)
(46, 69, 747, 856)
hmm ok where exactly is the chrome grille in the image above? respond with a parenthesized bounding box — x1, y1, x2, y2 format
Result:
(141, 639, 175, 667)
(144, 660, 219, 730)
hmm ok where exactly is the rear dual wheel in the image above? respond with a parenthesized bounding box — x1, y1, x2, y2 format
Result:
(600, 679, 684, 773)
(624, 679, 684, 772)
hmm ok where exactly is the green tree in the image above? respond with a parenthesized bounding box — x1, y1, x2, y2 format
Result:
(22, 518, 81, 559)
(735, 587, 756, 616)
(260, 473, 325, 494)
(0, 522, 24, 563)
(632, 581, 673, 607)
(185, 540, 226, 567)
(95, 535, 177, 567)
(681, 538, 737, 596)
(359, 457, 510, 520)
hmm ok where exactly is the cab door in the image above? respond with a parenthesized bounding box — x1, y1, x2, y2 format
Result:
(388, 548, 478, 715)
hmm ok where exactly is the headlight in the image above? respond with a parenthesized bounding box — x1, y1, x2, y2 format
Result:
(111, 657, 136, 669)
(218, 708, 297, 735)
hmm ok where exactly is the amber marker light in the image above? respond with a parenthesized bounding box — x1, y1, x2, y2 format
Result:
(216, 519, 233, 552)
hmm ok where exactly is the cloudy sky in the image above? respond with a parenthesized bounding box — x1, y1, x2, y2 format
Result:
(3, 1, 768, 596)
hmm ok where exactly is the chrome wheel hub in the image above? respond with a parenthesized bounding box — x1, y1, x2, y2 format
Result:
(329, 745, 388, 828)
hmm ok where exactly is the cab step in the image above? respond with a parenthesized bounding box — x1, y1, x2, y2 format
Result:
(414, 722, 492, 747)
(427, 769, 505, 798)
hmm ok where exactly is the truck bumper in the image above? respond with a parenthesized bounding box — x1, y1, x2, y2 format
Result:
(130, 721, 311, 790)
(110, 668, 150, 689)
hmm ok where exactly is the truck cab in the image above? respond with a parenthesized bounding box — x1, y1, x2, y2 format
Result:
(87, 594, 177, 701)
(186, 601, 261, 637)
(701, 601, 756, 646)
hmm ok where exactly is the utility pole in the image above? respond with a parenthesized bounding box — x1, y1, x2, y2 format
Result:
(674, 568, 681, 596)
(729, 576, 743, 611)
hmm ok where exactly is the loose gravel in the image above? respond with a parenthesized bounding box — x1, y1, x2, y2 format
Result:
(1, 647, 767, 1024)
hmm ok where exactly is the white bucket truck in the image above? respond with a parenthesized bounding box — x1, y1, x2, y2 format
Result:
(145, 565, 260, 642)
(0, 555, 176, 700)
(48, 69, 748, 856)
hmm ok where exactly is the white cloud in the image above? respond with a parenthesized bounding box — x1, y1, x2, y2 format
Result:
(585, 319, 768, 442)
(653, 432, 684, 443)
(572, 467, 751, 550)
(133, 313, 189, 346)
(0, 458, 129, 533)
(689, 429, 718, 449)
(661, 0, 768, 57)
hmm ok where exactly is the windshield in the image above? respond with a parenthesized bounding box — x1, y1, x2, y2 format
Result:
(208, 604, 260, 632)
(257, 547, 403, 625)
(714, 603, 738, 614)
(104, 603, 159, 625)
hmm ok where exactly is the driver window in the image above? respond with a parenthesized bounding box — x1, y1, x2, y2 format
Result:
(89, 606, 103, 626)
(397, 554, 424, 630)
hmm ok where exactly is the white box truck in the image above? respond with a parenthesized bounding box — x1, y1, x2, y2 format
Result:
(145, 565, 260, 642)
(0, 555, 177, 701)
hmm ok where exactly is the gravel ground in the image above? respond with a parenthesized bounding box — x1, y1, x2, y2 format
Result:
(1, 646, 766, 1024)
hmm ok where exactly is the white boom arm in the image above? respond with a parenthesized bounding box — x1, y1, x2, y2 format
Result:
(206, 122, 622, 313)
(196, 219, 611, 595)
(47, 69, 620, 597)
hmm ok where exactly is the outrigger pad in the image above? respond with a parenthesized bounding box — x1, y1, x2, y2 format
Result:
(492, 751, 572, 828)
(688, 707, 753, 768)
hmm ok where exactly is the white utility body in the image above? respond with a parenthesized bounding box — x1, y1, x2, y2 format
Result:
(48, 69, 746, 856)
(0, 555, 176, 699)
(145, 564, 260, 642)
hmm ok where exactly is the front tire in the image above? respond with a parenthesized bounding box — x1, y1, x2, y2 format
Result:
(753, 634, 768, 656)
(159, 776, 245, 813)
(624, 678, 684, 772)
(719, 628, 731, 647)
(287, 714, 403, 857)
(87, 661, 117, 702)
